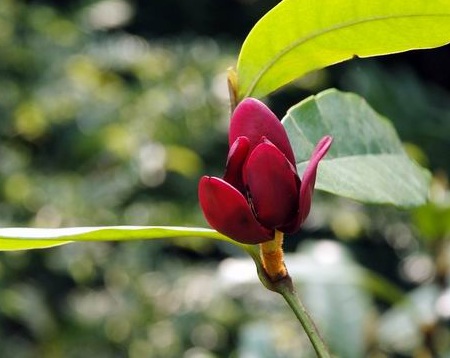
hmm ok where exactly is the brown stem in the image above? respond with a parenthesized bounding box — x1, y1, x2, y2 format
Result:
(227, 67, 239, 112)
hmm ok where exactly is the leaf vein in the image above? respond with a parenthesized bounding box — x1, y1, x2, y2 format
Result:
(246, 13, 450, 97)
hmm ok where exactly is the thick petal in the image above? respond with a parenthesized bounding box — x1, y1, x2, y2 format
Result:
(223, 136, 249, 193)
(198, 176, 273, 244)
(229, 98, 296, 166)
(243, 139, 300, 229)
(287, 136, 333, 232)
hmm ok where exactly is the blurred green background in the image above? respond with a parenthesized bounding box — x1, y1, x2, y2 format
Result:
(0, 0, 449, 357)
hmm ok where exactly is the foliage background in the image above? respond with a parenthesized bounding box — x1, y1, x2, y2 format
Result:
(0, 0, 449, 357)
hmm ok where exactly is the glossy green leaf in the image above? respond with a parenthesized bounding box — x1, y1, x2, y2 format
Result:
(237, 0, 450, 99)
(0, 226, 236, 251)
(283, 89, 430, 206)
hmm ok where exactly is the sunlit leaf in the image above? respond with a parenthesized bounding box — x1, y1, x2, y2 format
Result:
(0, 226, 235, 251)
(237, 0, 450, 99)
(283, 89, 430, 206)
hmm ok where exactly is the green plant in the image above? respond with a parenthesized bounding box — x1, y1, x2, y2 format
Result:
(2, 1, 450, 356)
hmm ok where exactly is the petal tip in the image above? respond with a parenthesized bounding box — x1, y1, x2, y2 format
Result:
(229, 98, 296, 165)
(289, 135, 333, 232)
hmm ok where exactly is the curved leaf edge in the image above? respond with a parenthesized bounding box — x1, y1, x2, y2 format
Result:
(237, 0, 450, 99)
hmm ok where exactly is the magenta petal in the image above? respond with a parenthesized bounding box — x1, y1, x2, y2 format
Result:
(229, 98, 296, 166)
(223, 136, 250, 193)
(198, 176, 273, 244)
(243, 140, 300, 229)
(295, 136, 333, 228)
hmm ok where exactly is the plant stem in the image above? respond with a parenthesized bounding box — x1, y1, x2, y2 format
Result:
(278, 281, 331, 358)
(260, 230, 287, 280)
(250, 244, 332, 357)
(227, 67, 239, 111)
(246, 232, 331, 357)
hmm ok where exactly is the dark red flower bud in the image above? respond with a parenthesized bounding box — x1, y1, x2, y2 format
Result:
(199, 98, 332, 244)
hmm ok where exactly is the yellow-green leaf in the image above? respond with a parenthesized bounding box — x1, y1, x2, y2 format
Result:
(237, 0, 450, 99)
(0, 226, 234, 251)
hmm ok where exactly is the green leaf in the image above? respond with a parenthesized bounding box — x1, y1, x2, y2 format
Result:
(283, 89, 430, 207)
(0, 226, 238, 251)
(237, 0, 450, 99)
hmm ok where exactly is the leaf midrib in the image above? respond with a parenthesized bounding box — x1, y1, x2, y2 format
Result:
(244, 13, 450, 97)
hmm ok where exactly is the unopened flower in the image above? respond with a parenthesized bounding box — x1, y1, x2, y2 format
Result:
(199, 98, 332, 244)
